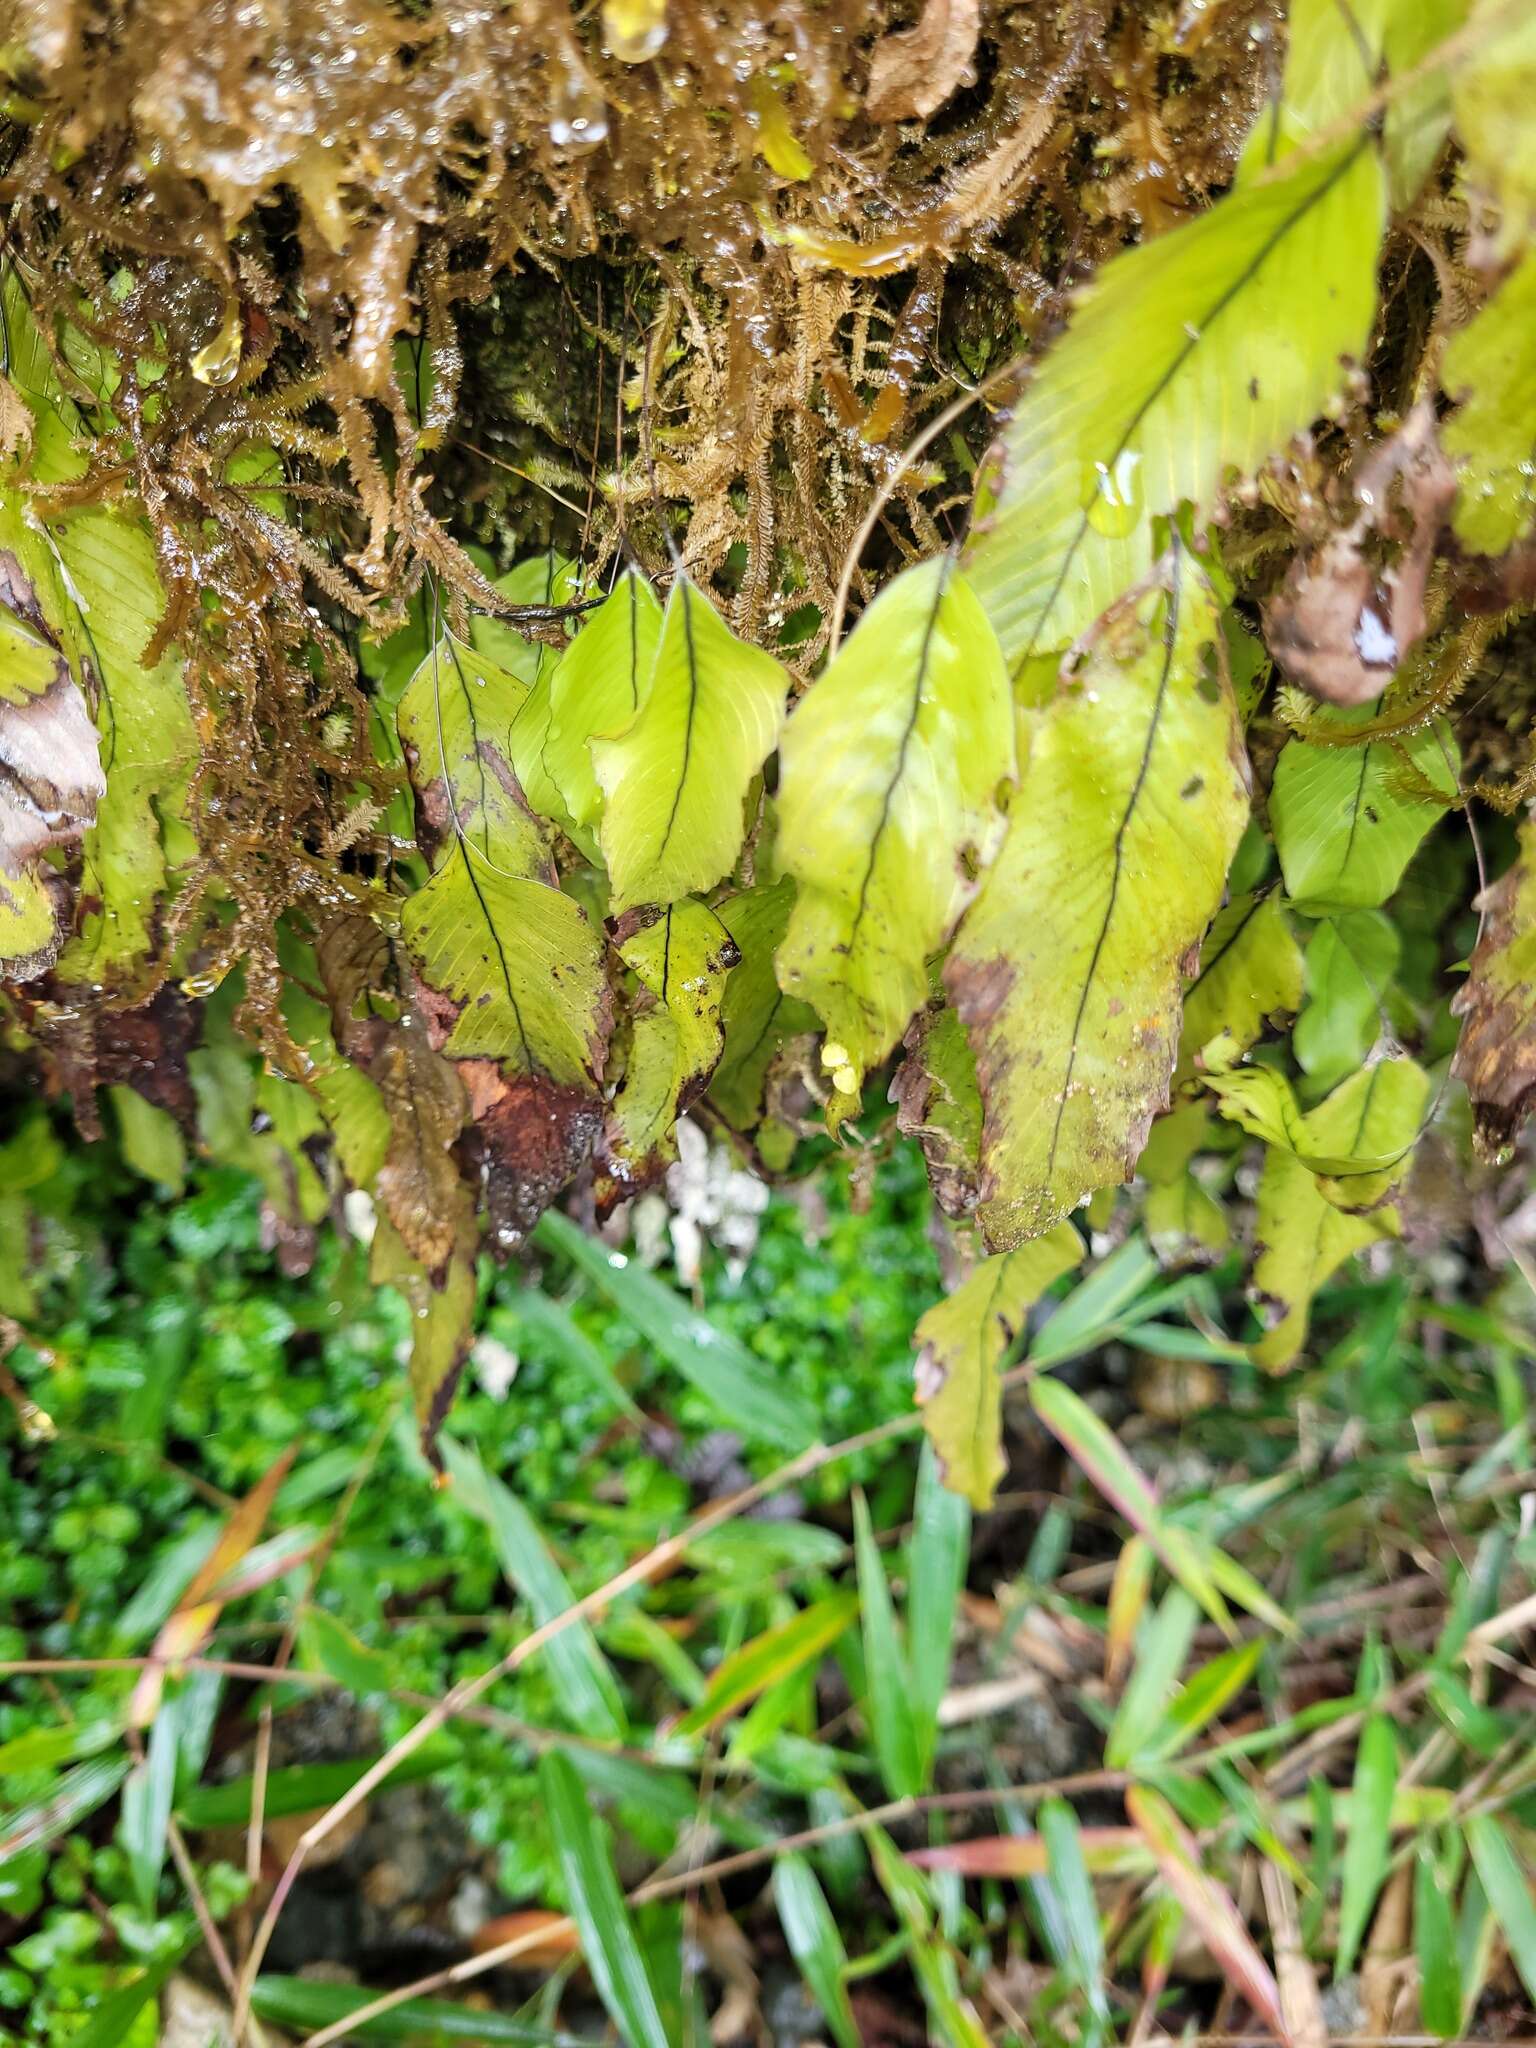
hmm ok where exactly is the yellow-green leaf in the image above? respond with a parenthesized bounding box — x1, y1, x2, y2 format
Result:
(963, 140, 1384, 669)
(1442, 252, 1536, 558)
(545, 568, 664, 851)
(913, 1224, 1083, 1509)
(371, 1212, 477, 1454)
(945, 554, 1249, 1250)
(775, 557, 1014, 1099)
(710, 878, 817, 1131)
(1247, 1059, 1428, 1370)
(594, 573, 787, 912)
(396, 626, 545, 876)
(1451, 2, 1536, 267)
(597, 899, 738, 1196)
(1179, 891, 1304, 1079)
(400, 844, 610, 1080)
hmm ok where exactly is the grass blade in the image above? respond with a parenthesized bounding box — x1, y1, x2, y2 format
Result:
(1335, 1714, 1397, 1979)
(909, 1829, 1148, 1877)
(1039, 1798, 1109, 2021)
(674, 1593, 858, 1738)
(1466, 1811, 1536, 2006)
(251, 1975, 581, 2041)
(441, 1436, 626, 1741)
(774, 1854, 862, 2048)
(1029, 1374, 1230, 1631)
(1148, 1638, 1266, 1762)
(907, 1439, 969, 1780)
(1127, 1783, 1290, 2044)
(1106, 1586, 1199, 1768)
(70, 1949, 190, 2048)
(535, 1210, 816, 1447)
(0, 1757, 129, 1866)
(1415, 1840, 1462, 2039)
(853, 1489, 922, 1799)
(175, 1740, 460, 1829)
(537, 1750, 670, 2048)
(120, 1707, 177, 1914)
(506, 1287, 643, 1420)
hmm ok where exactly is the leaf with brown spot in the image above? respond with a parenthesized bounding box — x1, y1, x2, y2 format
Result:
(893, 998, 984, 1221)
(460, 1060, 602, 1257)
(912, 1224, 1083, 1509)
(370, 1210, 478, 1465)
(372, 1015, 475, 1273)
(1451, 816, 1536, 1162)
(945, 552, 1248, 1251)
(596, 899, 739, 1207)
(865, 0, 979, 121)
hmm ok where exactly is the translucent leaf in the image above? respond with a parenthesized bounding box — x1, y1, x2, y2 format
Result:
(1441, 252, 1536, 557)
(774, 556, 1014, 1099)
(963, 141, 1384, 668)
(709, 878, 817, 1131)
(396, 626, 545, 877)
(1269, 715, 1459, 912)
(544, 568, 664, 851)
(1450, 815, 1536, 1161)
(945, 554, 1249, 1249)
(1246, 1060, 1428, 1370)
(593, 573, 787, 912)
(912, 1224, 1083, 1508)
(597, 899, 738, 1199)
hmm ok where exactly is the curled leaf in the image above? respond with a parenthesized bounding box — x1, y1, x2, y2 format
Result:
(1450, 816, 1536, 1161)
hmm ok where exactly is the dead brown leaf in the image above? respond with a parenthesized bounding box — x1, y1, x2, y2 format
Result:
(1265, 404, 1456, 707)
(1450, 815, 1536, 1161)
(372, 1013, 474, 1271)
(865, 0, 979, 122)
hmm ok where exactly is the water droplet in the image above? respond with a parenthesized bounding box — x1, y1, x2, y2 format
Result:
(190, 301, 242, 387)
(549, 60, 609, 151)
(602, 0, 668, 63)
(1084, 451, 1143, 538)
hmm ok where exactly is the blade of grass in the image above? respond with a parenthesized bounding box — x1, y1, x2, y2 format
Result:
(1415, 1839, 1462, 2039)
(1106, 1586, 1200, 1768)
(121, 1708, 177, 1914)
(773, 1854, 862, 2048)
(537, 1751, 670, 2048)
(853, 1490, 922, 1799)
(869, 1827, 991, 2048)
(71, 1948, 191, 2048)
(1029, 1375, 1231, 1632)
(674, 1593, 858, 1738)
(176, 1741, 460, 1829)
(0, 1756, 129, 1866)
(441, 1437, 626, 1741)
(1127, 1783, 1290, 2044)
(1039, 1797, 1110, 2024)
(1147, 1639, 1266, 1763)
(1335, 1714, 1398, 1979)
(251, 1974, 582, 2042)
(506, 1288, 643, 1421)
(1029, 1237, 1160, 1365)
(1465, 1810, 1536, 2005)
(908, 1440, 969, 1782)
(535, 1210, 815, 1447)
